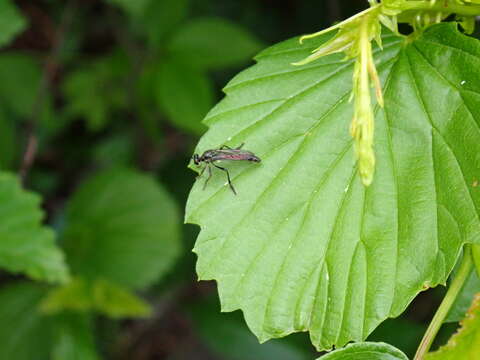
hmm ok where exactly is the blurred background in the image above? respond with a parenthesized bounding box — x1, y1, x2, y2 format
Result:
(0, 0, 469, 359)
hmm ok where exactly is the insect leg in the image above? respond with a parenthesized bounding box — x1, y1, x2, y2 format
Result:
(235, 143, 245, 150)
(219, 145, 232, 150)
(203, 164, 213, 190)
(213, 163, 237, 195)
(197, 164, 207, 179)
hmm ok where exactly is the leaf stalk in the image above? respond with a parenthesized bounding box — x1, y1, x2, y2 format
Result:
(414, 244, 473, 360)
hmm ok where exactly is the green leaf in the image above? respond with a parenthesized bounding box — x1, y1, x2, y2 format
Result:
(167, 17, 263, 69)
(52, 313, 100, 360)
(426, 294, 480, 360)
(185, 23, 480, 350)
(63, 168, 181, 289)
(41, 277, 151, 318)
(0, 282, 54, 360)
(142, 0, 190, 48)
(155, 58, 212, 134)
(0, 0, 27, 48)
(0, 172, 69, 283)
(188, 296, 312, 360)
(62, 51, 129, 131)
(105, 0, 150, 17)
(318, 342, 408, 360)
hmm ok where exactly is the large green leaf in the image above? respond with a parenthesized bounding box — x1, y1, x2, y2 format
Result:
(0, 0, 27, 48)
(426, 294, 480, 360)
(318, 342, 408, 360)
(0, 172, 69, 283)
(185, 23, 480, 350)
(167, 17, 263, 69)
(63, 168, 181, 289)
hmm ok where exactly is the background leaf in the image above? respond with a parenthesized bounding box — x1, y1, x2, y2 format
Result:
(167, 17, 263, 69)
(318, 342, 408, 360)
(63, 168, 181, 289)
(155, 58, 212, 134)
(0, 282, 54, 360)
(426, 294, 480, 360)
(51, 313, 100, 360)
(41, 277, 152, 318)
(186, 23, 480, 350)
(0, 0, 27, 48)
(142, 0, 190, 48)
(0, 172, 69, 283)
(445, 266, 480, 322)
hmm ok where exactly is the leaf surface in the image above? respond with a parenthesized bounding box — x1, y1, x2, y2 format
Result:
(318, 342, 408, 360)
(186, 23, 480, 350)
(0, 172, 69, 283)
(64, 168, 181, 289)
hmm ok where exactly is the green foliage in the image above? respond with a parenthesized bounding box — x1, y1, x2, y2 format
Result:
(317, 342, 408, 360)
(62, 52, 130, 131)
(0, 283, 100, 360)
(188, 297, 312, 360)
(41, 277, 151, 318)
(426, 294, 480, 360)
(168, 17, 264, 69)
(186, 23, 480, 350)
(0, 0, 27, 47)
(51, 313, 100, 360)
(105, 0, 150, 17)
(446, 267, 480, 322)
(0, 282, 54, 360)
(155, 58, 213, 134)
(63, 168, 180, 289)
(0, 172, 69, 283)
(141, 0, 190, 48)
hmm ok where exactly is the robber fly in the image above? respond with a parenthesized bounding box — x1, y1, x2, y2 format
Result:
(193, 143, 261, 195)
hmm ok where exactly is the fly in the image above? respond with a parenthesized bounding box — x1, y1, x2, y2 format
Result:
(192, 143, 261, 195)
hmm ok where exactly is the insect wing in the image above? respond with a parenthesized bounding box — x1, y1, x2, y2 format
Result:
(212, 149, 255, 161)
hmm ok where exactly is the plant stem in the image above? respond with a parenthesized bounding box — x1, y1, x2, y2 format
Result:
(400, 1, 480, 16)
(414, 244, 473, 360)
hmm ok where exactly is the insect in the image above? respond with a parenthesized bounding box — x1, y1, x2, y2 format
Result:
(193, 143, 261, 195)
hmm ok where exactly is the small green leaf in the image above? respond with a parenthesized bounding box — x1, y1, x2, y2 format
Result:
(318, 342, 408, 360)
(0, 172, 69, 283)
(155, 58, 212, 134)
(105, 0, 150, 17)
(0, 0, 27, 48)
(42, 277, 152, 319)
(186, 23, 480, 350)
(0, 282, 54, 360)
(52, 313, 100, 360)
(426, 294, 480, 360)
(142, 0, 190, 48)
(167, 17, 263, 69)
(63, 168, 181, 289)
